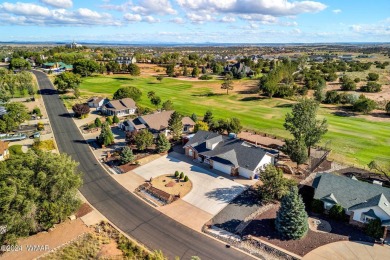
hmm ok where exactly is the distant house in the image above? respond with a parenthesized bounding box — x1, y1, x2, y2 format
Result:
(116, 56, 137, 65)
(119, 110, 195, 137)
(87, 97, 108, 109)
(0, 141, 9, 161)
(312, 173, 390, 232)
(183, 131, 278, 179)
(66, 41, 82, 49)
(224, 62, 254, 77)
(2, 57, 10, 63)
(42, 62, 73, 72)
(339, 54, 354, 62)
(101, 98, 137, 117)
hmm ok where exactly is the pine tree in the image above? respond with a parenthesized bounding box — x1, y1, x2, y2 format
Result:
(120, 146, 135, 165)
(275, 186, 308, 240)
(94, 117, 102, 127)
(168, 111, 183, 141)
(99, 122, 114, 146)
(156, 133, 171, 153)
(113, 115, 120, 124)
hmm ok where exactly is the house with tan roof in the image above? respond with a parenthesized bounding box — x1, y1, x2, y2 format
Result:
(0, 141, 9, 161)
(119, 110, 195, 137)
(87, 97, 108, 109)
(101, 98, 137, 117)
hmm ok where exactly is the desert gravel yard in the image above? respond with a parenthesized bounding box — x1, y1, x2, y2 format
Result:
(133, 155, 246, 215)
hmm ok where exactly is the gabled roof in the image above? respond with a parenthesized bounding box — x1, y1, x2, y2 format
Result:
(140, 111, 195, 132)
(313, 173, 390, 213)
(362, 209, 379, 219)
(87, 97, 104, 105)
(185, 131, 274, 171)
(350, 194, 390, 217)
(105, 98, 136, 111)
(320, 193, 338, 204)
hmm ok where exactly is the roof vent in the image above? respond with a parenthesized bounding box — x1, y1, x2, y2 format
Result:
(373, 180, 383, 186)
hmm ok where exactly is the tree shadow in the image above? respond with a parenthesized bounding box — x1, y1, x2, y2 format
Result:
(213, 219, 242, 233)
(191, 93, 224, 97)
(204, 185, 247, 203)
(240, 96, 264, 102)
(274, 103, 293, 108)
(112, 77, 133, 81)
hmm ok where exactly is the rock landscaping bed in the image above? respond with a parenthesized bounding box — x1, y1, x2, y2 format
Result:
(241, 205, 374, 257)
(151, 174, 192, 197)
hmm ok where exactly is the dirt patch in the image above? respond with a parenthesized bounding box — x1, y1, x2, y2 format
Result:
(242, 205, 373, 257)
(98, 240, 123, 259)
(151, 174, 192, 197)
(75, 203, 94, 218)
(138, 63, 166, 76)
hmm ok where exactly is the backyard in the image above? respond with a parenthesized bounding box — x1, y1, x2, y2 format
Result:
(78, 74, 390, 167)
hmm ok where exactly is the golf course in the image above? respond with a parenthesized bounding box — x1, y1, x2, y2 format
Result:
(78, 74, 390, 168)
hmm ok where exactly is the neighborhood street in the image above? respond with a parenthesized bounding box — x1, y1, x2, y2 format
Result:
(32, 70, 254, 260)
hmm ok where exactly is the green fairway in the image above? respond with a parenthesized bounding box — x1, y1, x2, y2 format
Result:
(79, 75, 390, 167)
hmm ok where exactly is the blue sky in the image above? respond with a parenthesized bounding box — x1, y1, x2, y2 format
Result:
(0, 0, 389, 43)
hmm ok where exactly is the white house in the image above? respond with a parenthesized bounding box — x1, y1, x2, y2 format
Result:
(87, 97, 108, 109)
(101, 98, 136, 117)
(183, 131, 278, 179)
(313, 173, 390, 233)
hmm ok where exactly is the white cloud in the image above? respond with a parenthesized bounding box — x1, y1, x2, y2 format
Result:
(239, 14, 278, 23)
(170, 17, 185, 24)
(143, 15, 160, 23)
(176, 0, 327, 16)
(186, 12, 215, 24)
(332, 9, 341, 14)
(132, 0, 176, 15)
(0, 2, 120, 26)
(124, 13, 142, 22)
(40, 0, 73, 9)
(221, 16, 236, 23)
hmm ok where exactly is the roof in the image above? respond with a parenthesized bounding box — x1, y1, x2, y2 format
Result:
(184, 130, 274, 171)
(0, 141, 9, 154)
(87, 97, 104, 105)
(105, 98, 136, 111)
(140, 111, 195, 132)
(362, 209, 379, 219)
(313, 173, 390, 214)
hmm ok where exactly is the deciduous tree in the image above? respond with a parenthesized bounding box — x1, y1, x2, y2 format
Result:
(113, 86, 142, 102)
(72, 104, 90, 118)
(134, 129, 153, 151)
(127, 63, 140, 76)
(221, 74, 234, 94)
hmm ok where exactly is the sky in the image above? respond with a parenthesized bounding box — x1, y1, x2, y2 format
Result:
(0, 0, 389, 43)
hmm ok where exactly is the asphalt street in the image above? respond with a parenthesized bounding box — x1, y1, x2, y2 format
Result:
(32, 70, 255, 260)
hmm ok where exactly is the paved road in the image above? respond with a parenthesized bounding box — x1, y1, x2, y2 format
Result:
(33, 70, 254, 260)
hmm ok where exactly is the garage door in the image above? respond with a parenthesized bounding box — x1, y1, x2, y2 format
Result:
(213, 161, 232, 175)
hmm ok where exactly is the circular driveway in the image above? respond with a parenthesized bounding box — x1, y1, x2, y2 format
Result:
(133, 154, 246, 215)
(304, 241, 390, 260)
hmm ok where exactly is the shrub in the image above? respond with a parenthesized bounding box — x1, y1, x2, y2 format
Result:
(184, 176, 189, 182)
(37, 121, 44, 131)
(179, 172, 184, 179)
(353, 95, 376, 114)
(106, 116, 113, 125)
(365, 219, 383, 239)
(311, 199, 324, 214)
(329, 204, 345, 220)
(367, 72, 379, 81)
(94, 117, 102, 127)
(340, 80, 356, 91)
(113, 115, 120, 124)
(324, 90, 340, 104)
(386, 101, 390, 115)
(354, 77, 361, 83)
(8, 145, 23, 156)
(199, 74, 212, 80)
(174, 171, 179, 178)
(32, 107, 42, 117)
(360, 82, 382, 93)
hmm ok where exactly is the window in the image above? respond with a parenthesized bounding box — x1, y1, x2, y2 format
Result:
(362, 215, 374, 223)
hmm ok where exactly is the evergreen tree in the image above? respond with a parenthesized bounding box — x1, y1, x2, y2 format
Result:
(202, 110, 213, 125)
(192, 66, 200, 78)
(156, 133, 171, 153)
(168, 111, 183, 141)
(99, 122, 114, 146)
(190, 113, 198, 122)
(94, 117, 102, 127)
(106, 116, 113, 125)
(120, 146, 135, 165)
(275, 187, 308, 240)
(162, 100, 174, 111)
(113, 115, 120, 124)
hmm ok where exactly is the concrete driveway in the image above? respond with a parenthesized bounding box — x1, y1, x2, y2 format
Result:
(133, 155, 246, 215)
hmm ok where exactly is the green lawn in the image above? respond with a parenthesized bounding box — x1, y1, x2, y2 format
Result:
(79, 75, 390, 167)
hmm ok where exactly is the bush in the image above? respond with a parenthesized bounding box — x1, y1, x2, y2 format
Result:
(365, 219, 383, 239)
(94, 117, 102, 127)
(353, 95, 376, 114)
(8, 145, 23, 156)
(174, 171, 179, 178)
(106, 116, 113, 125)
(32, 107, 42, 117)
(367, 72, 379, 81)
(311, 199, 324, 214)
(179, 172, 184, 179)
(324, 90, 340, 104)
(184, 175, 189, 182)
(360, 82, 382, 93)
(37, 121, 44, 131)
(113, 115, 120, 124)
(354, 77, 361, 83)
(199, 74, 212, 80)
(329, 204, 345, 220)
(340, 80, 356, 91)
